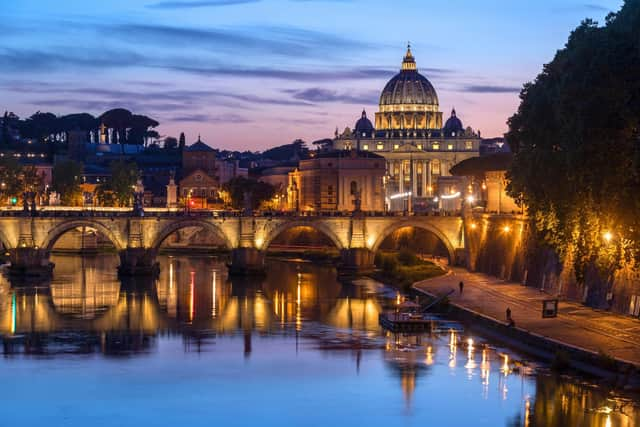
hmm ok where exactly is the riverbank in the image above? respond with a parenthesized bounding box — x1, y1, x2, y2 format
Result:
(413, 268, 640, 388)
(370, 250, 446, 291)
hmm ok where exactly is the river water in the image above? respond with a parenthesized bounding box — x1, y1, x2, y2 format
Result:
(0, 254, 637, 427)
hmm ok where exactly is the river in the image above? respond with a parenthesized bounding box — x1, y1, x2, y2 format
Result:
(0, 253, 637, 426)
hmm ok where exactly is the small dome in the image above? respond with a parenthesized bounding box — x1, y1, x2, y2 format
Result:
(354, 110, 374, 137)
(379, 44, 439, 108)
(443, 109, 464, 136)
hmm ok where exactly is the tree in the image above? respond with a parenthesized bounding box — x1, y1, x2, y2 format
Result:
(179, 132, 186, 150)
(128, 114, 159, 145)
(506, 0, 640, 282)
(164, 136, 178, 149)
(97, 160, 139, 207)
(99, 108, 133, 144)
(19, 111, 58, 142)
(52, 160, 83, 206)
(222, 177, 275, 211)
(0, 158, 25, 203)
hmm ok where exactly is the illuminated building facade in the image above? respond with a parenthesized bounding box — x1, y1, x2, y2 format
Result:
(333, 45, 481, 211)
(287, 150, 385, 212)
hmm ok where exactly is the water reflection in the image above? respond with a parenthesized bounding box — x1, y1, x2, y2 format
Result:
(0, 254, 637, 426)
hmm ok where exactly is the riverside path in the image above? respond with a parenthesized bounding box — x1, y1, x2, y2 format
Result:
(414, 268, 640, 367)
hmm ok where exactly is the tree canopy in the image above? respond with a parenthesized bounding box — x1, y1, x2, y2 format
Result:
(506, 0, 640, 280)
(52, 160, 83, 206)
(222, 177, 275, 211)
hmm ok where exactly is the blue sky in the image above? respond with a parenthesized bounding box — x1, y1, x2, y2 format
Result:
(0, 0, 621, 150)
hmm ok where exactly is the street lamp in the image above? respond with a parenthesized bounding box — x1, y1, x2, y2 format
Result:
(603, 231, 613, 243)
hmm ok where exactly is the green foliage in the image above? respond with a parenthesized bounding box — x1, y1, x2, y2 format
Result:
(52, 160, 83, 206)
(261, 139, 308, 161)
(0, 158, 44, 203)
(97, 160, 139, 207)
(222, 176, 275, 211)
(506, 1, 640, 282)
(374, 250, 444, 291)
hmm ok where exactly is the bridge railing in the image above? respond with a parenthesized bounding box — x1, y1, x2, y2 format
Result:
(0, 207, 462, 218)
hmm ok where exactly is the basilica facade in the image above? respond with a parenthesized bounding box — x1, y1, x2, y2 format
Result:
(332, 46, 481, 211)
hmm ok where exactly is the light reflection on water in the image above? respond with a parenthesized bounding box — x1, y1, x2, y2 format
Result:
(0, 253, 637, 427)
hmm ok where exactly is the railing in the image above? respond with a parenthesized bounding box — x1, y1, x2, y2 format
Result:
(0, 207, 463, 218)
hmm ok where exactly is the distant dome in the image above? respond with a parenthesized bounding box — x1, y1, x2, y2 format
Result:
(379, 45, 439, 110)
(354, 110, 374, 137)
(443, 109, 464, 136)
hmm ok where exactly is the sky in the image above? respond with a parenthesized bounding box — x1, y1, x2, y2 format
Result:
(0, 0, 623, 151)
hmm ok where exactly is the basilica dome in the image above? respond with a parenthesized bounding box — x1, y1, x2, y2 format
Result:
(379, 45, 439, 111)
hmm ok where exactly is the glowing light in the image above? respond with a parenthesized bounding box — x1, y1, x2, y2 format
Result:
(440, 191, 460, 200)
(603, 231, 613, 243)
(189, 271, 195, 322)
(501, 354, 510, 376)
(211, 270, 217, 317)
(502, 225, 511, 233)
(466, 195, 475, 204)
(389, 191, 412, 200)
(396, 293, 401, 305)
(425, 346, 433, 365)
(11, 292, 16, 335)
(255, 237, 264, 249)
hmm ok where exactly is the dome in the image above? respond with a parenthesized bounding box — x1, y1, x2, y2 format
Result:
(379, 45, 439, 109)
(443, 109, 464, 136)
(354, 110, 374, 137)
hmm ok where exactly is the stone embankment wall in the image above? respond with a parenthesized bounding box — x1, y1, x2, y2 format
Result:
(465, 214, 640, 316)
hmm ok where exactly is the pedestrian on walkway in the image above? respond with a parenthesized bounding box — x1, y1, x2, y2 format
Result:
(506, 307, 515, 327)
(506, 307, 511, 321)
(459, 281, 464, 295)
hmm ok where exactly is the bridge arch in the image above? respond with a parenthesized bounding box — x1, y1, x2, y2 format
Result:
(370, 220, 456, 263)
(43, 220, 126, 251)
(261, 220, 345, 251)
(151, 218, 233, 251)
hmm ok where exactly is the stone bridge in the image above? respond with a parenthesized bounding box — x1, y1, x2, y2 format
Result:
(0, 211, 465, 276)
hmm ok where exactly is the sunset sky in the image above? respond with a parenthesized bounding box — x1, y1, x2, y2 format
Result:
(1, 0, 620, 151)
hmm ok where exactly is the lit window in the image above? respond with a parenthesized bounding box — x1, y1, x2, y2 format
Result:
(362, 144, 369, 150)
(393, 144, 399, 150)
(432, 143, 440, 150)
(447, 144, 454, 150)
(465, 141, 473, 150)
(376, 143, 384, 150)
(417, 144, 423, 150)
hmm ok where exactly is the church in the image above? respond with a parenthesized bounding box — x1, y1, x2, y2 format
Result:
(332, 45, 481, 212)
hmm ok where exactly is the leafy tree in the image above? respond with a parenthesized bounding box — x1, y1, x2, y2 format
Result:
(52, 160, 83, 206)
(506, 0, 640, 282)
(222, 177, 275, 211)
(178, 132, 186, 149)
(97, 160, 139, 207)
(0, 158, 25, 202)
(164, 136, 178, 149)
(99, 108, 132, 144)
(128, 114, 159, 145)
(19, 111, 58, 142)
(262, 139, 308, 161)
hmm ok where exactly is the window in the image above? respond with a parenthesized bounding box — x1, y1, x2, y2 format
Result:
(327, 162, 333, 167)
(447, 144, 454, 150)
(350, 181, 358, 195)
(362, 132, 366, 137)
(393, 144, 400, 150)
(327, 185, 333, 195)
(465, 141, 473, 150)
(362, 144, 369, 150)
(417, 144, 423, 150)
(376, 143, 384, 150)
(432, 160, 441, 175)
(432, 143, 440, 150)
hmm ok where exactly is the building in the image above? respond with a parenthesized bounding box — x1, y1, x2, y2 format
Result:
(182, 136, 218, 177)
(332, 45, 481, 211)
(449, 152, 520, 214)
(286, 150, 385, 212)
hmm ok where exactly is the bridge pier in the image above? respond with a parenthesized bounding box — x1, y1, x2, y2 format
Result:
(339, 248, 375, 276)
(118, 248, 159, 277)
(228, 248, 265, 275)
(7, 247, 54, 280)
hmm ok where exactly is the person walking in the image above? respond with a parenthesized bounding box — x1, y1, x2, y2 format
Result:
(459, 281, 464, 295)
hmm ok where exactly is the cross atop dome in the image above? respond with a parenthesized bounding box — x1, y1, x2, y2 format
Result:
(402, 42, 417, 71)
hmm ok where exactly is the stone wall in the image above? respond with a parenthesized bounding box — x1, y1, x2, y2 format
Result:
(466, 214, 640, 316)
